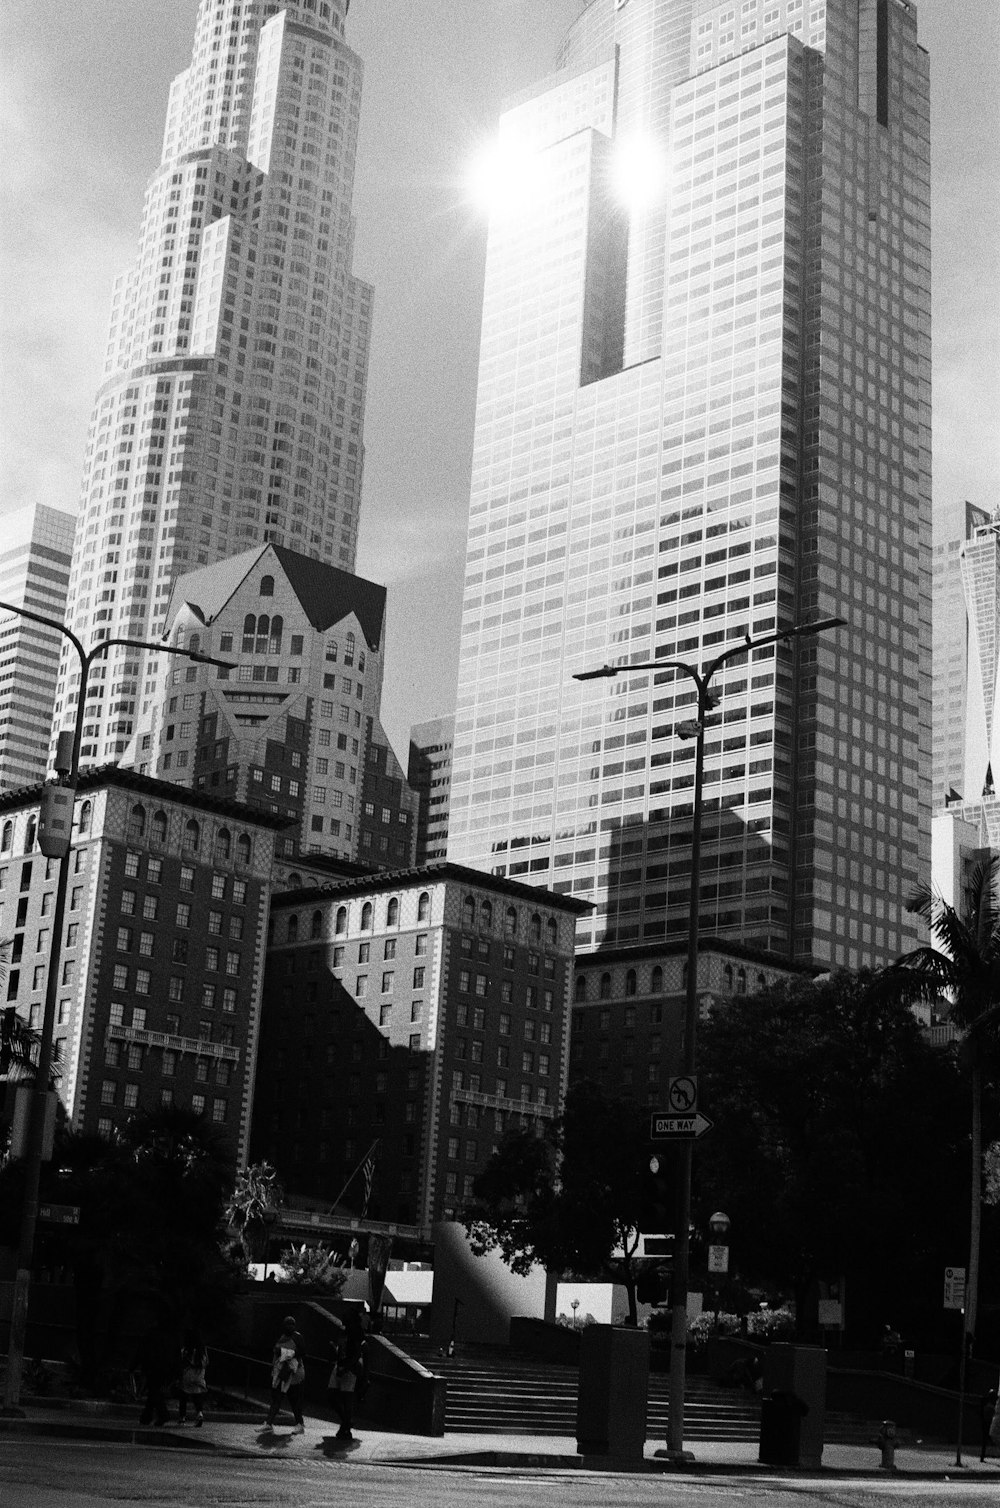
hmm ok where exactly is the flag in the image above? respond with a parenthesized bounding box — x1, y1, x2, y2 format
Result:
(360, 1145, 377, 1217)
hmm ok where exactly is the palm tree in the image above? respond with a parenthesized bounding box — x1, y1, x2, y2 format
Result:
(885, 859, 1000, 1351)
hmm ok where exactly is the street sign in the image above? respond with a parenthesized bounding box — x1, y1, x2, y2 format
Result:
(943, 1266, 966, 1310)
(667, 1075, 698, 1114)
(38, 1203, 80, 1227)
(650, 1111, 713, 1141)
(707, 1243, 729, 1274)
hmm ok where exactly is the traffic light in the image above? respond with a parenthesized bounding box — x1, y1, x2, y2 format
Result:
(37, 780, 76, 859)
(640, 1152, 672, 1233)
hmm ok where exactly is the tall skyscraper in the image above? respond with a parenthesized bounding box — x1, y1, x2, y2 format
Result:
(449, 0, 930, 970)
(932, 501, 988, 808)
(53, 0, 372, 768)
(0, 504, 76, 793)
(409, 714, 455, 863)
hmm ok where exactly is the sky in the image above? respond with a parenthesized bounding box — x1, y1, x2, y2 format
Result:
(1, 0, 998, 759)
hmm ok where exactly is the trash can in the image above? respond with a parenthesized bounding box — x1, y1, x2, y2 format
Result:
(576, 1325, 649, 1459)
(759, 1389, 809, 1466)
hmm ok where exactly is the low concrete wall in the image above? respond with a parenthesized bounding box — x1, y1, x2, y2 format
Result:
(363, 1334, 445, 1436)
(826, 1367, 988, 1447)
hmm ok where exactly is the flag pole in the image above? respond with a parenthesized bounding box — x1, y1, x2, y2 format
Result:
(328, 1139, 380, 1217)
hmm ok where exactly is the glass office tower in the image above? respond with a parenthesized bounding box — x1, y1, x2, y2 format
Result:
(449, 0, 930, 969)
(53, 0, 371, 767)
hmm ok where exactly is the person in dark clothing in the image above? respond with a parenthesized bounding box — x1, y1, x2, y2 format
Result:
(266, 1315, 306, 1433)
(328, 1309, 367, 1443)
(981, 1385, 999, 1462)
(135, 1317, 178, 1426)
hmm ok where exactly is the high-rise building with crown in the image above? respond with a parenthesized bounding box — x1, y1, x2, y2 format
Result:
(448, 0, 931, 971)
(52, 0, 371, 769)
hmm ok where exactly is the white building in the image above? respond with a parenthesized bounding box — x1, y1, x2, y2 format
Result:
(0, 504, 76, 793)
(53, 0, 372, 767)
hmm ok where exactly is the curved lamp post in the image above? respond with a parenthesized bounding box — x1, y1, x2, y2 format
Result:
(574, 615, 845, 1459)
(0, 599, 234, 1413)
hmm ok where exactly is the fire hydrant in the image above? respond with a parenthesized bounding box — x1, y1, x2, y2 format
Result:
(877, 1418, 897, 1470)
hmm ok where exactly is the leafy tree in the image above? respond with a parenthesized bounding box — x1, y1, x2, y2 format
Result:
(883, 860, 1000, 1351)
(465, 1081, 657, 1324)
(225, 1159, 284, 1267)
(0, 1104, 239, 1384)
(695, 970, 970, 1343)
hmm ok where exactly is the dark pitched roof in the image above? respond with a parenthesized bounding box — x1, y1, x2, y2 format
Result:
(165, 544, 387, 649)
(270, 546, 386, 647)
(269, 859, 593, 914)
(0, 765, 293, 829)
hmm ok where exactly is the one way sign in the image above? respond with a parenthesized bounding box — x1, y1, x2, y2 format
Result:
(650, 1111, 714, 1141)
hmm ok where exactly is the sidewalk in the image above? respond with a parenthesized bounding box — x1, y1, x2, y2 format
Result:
(2, 1401, 999, 1480)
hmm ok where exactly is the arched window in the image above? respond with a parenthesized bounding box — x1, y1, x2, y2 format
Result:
(651, 964, 663, 994)
(723, 964, 733, 990)
(183, 819, 200, 853)
(529, 913, 541, 944)
(260, 575, 274, 597)
(287, 913, 299, 943)
(386, 897, 399, 928)
(77, 801, 92, 837)
(255, 614, 270, 654)
(599, 972, 611, 1000)
(311, 910, 323, 939)
(242, 613, 256, 654)
(215, 828, 231, 861)
(358, 650, 366, 672)
(462, 895, 475, 929)
(1, 820, 12, 853)
(574, 975, 587, 1002)
(152, 810, 167, 844)
(625, 969, 637, 997)
(504, 906, 517, 938)
(361, 901, 373, 931)
(287, 872, 302, 887)
(757, 972, 767, 992)
(25, 816, 37, 852)
(345, 632, 356, 666)
(128, 804, 147, 839)
(335, 905, 348, 935)
(269, 614, 283, 654)
(736, 968, 747, 995)
(236, 833, 251, 865)
(326, 639, 338, 663)
(480, 899, 493, 932)
(417, 891, 430, 924)
(546, 917, 557, 946)
(189, 632, 201, 654)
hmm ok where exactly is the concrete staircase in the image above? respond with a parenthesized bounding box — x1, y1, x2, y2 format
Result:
(394, 1339, 888, 1445)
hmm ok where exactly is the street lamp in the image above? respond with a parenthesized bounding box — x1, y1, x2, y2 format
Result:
(0, 599, 235, 1413)
(574, 615, 845, 1458)
(707, 1211, 731, 1331)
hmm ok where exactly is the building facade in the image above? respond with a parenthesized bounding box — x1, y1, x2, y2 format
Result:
(0, 505, 76, 793)
(0, 769, 286, 1164)
(568, 939, 806, 1104)
(125, 542, 416, 865)
(448, 0, 931, 971)
(251, 866, 588, 1236)
(53, 0, 372, 767)
(931, 503, 988, 808)
(408, 714, 455, 864)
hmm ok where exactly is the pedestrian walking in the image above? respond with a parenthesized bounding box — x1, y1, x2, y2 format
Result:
(177, 1330, 209, 1426)
(981, 1384, 999, 1462)
(134, 1315, 178, 1427)
(327, 1307, 367, 1443)
(266, 1314, 306, 1433)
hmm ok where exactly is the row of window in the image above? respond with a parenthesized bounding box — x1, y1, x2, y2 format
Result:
(573, 962, 771, 1001)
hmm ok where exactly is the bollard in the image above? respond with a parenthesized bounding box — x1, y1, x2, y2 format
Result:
(876, 1418, 897, 1470)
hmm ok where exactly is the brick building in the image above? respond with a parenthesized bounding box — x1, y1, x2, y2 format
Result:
(252, 865, 589, 1237)
(569, 939, 809, 1104)
(0, 768, 287, 1164)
